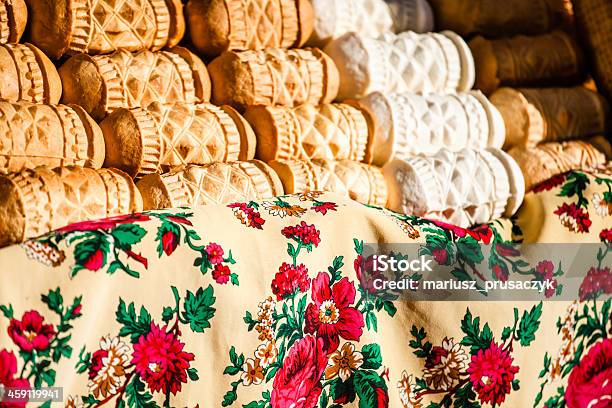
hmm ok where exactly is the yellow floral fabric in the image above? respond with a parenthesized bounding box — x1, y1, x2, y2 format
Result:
(0, 170, 609, 407)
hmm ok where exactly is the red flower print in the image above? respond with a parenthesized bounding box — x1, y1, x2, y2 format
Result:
(312, 202, 337, 215)
(533, 174, 566, 193)
(600, 228, 612, 244)
(353, 255, 374, 283)
(83, 248, 105, 271)
(55, 213, 151, 234)
(0, 349, 29, 408)
(535, 260, 558, 298)
(432, 248, 448, 265)
(246, 210, 266, 229)
(579, 267, 612, 301)
(212, 264, 231, 285)
(467, 225, 493, 245)
(554, 203, 592, 233)
(467, 341, 519, 406)
(88, 348, 109, 380)
(545, 280, 558, 298)
(354, 255, 364, 278)
(205, 243, 224, 265)
(161, 230, 179, 256)
(271, 335, 327, 408)
(426, 347, 447, 369)
(304, 272, 364, 353)
(70, 304, 83, 318)
(165, 216, 193, 226)
(535, 260, 554, 280)
(281, 222, 321, 247)
(271, 263, 311, 300)
(228, 203, 265, 229)
(354, 255, 381, 294)
(429, 220, 467, 238)
(430, 219, 470, 238)
(495, 243, 520, 257)
(132, 323, 195, 395)
(492, 264, 508, 282)
(565, 338, 612, 408)
(7, 311, 55, 352)
(431, 219, 492, 244)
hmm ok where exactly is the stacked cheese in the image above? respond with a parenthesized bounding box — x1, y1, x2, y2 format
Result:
(0, 0, 520, 246)
(185, 0, 397, 208)
(1, 0, 608, 246)
(0, 1, 147, 247)
(305, 3, 522, 228)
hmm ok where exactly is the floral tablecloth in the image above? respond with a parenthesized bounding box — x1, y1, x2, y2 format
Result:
(0, 167, 611, 408)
